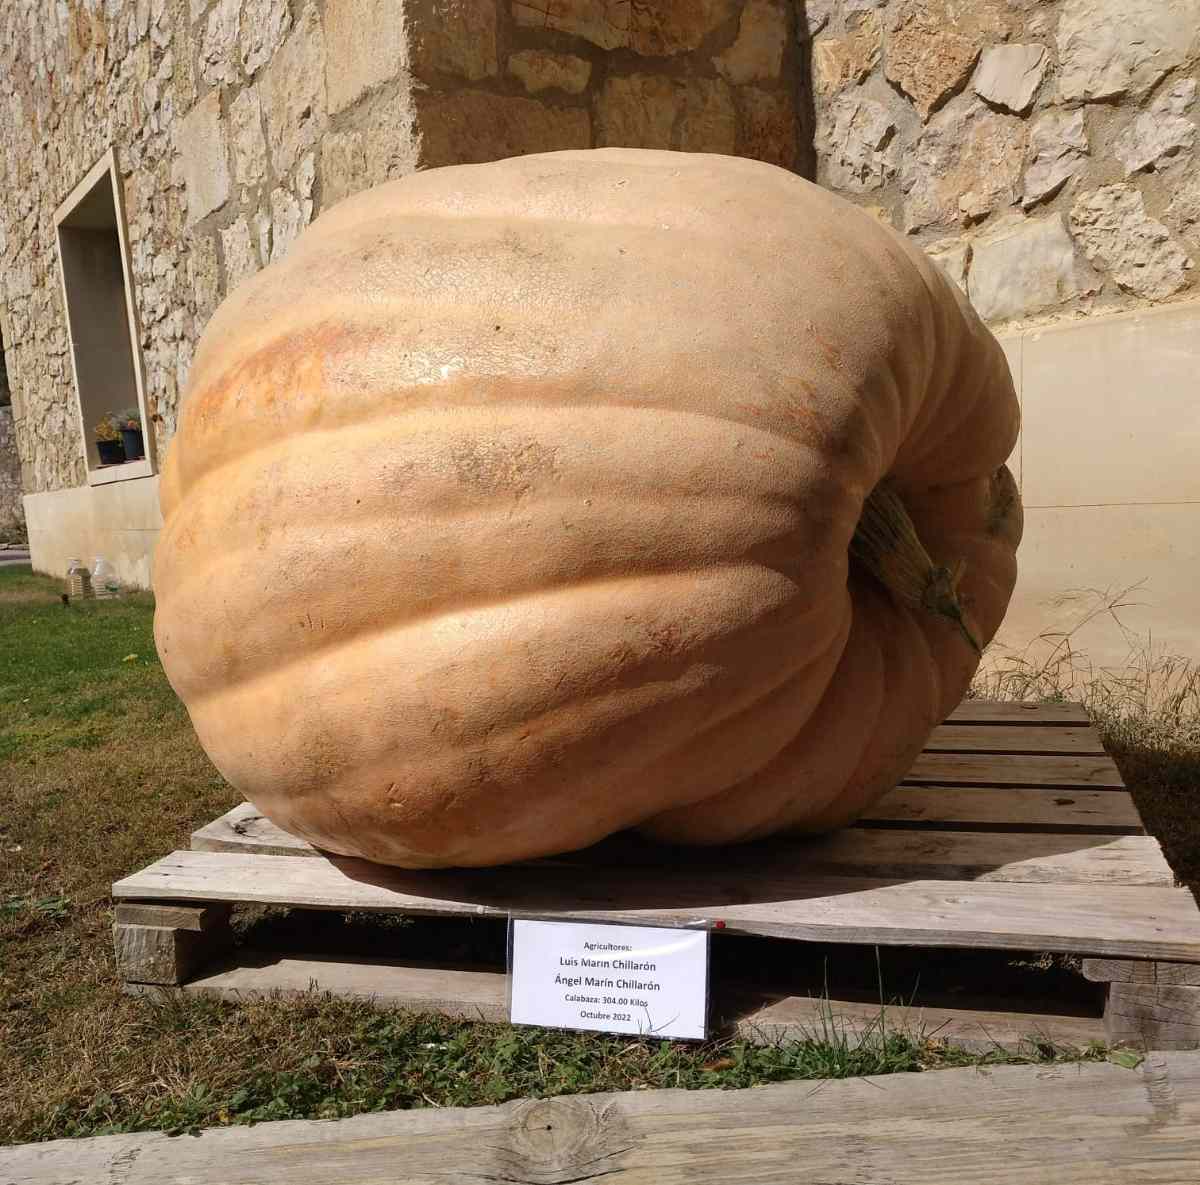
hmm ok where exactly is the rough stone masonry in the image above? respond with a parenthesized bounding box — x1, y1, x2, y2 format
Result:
(0, 0, 1197, 503)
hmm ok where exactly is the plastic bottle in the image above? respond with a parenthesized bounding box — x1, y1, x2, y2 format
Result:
(66, 558, 94, 601)
(92, 556, 121, 599)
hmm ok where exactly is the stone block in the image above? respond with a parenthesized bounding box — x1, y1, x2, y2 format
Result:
(803, 0, 835, 36)
(410, 0, 498, 81)
(512, 0, 736, 56)
(220, 215, 260, 290)
(325, 0, 405, 114)
(713, 0, 787, 85)
(926, 237, 970, 293)
(902, 98, 1025, 231)
(885, 0, 986, 120)
(813, 12, 881, 97)
(1112, 80, 1196, 178)
(262, 2, 327, 173)
(321, 90, 419, 202)
(508, 50, 591, 95)
(595, 76, 735, 154)
(239, 0, 292, 77)
(967, 212, 1099, 322)
(817, 90, 900, 192)
(1057, 0, 1200, 102)
(269, 187, 306, 262)
(418, 90, 591, 169)
(1022, 109, 1088, 209)
(198, 0, 239, 86)
(321, 130, 368, 207)
(971, 43, 1047, 115)
(1165, 167, 1200, 249)
(176, 90, 230, 225)
(737, 87, 798, 171)
(230, 85, 268, 186)
(1070, 184, 1193, 300)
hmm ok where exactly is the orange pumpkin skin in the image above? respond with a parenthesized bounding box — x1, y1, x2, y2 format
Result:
(154, 149, 1021, 868)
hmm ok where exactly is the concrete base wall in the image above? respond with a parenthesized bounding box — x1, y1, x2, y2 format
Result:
(993, 299, 1200, 674)
(24, 475, 161, 591)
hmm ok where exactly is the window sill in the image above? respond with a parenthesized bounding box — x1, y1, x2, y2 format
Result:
(87, 458, 154, 486)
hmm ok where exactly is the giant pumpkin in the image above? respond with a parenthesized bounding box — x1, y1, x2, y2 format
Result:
(155, 149, 1021, 868)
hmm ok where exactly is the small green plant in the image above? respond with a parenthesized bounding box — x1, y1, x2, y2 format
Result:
(93, 415, 121, 443)
(1, 893, 71, 922)
(112, 407, 142, 431)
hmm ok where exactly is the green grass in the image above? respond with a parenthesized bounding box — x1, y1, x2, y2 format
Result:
(0, 576, 176, 762)
(0, 566, 1150, 1146)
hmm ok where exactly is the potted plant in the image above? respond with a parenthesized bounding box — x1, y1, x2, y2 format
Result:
(94, 415, 125, 465)
(114, 407, 145, 460)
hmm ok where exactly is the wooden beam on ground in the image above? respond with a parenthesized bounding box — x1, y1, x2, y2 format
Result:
(113, 850, 1200, 960)
(4, 1053, 1197, 1185)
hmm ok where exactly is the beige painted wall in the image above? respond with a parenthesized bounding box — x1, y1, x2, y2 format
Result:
(992, 299, 1200, 673)
(24, 475, 161, 591)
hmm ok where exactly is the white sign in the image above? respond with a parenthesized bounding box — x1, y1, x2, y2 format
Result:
(509, 918, 709, 1040)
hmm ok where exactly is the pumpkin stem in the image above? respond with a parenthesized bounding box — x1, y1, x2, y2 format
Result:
(850, 483, 981, 655)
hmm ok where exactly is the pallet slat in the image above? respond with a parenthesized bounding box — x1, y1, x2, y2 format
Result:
(925, 724, 1106, 755)
(731, 993, 1105, 1052)
(126, 953, 1107, 1053)
(945, 701, 1091, 725)
(791, 831, 1171, 885)
(113, 850, 1200, 960)
(863, 786, 1144, 833)
(905, 752, 1125, 789)
(7, 1054, 1198, 1185)
(191, 804, 1164, 882)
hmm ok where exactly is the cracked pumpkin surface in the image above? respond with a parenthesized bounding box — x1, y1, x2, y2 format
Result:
(154, 148, 1021, 868)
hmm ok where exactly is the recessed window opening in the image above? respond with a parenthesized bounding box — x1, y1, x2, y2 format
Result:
(54, 149, 154, 485)
(0, 323, 10, 408)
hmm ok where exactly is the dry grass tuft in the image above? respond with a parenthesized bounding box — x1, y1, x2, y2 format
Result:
(975, 583, 1200, 892)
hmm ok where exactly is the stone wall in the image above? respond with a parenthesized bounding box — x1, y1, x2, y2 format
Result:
(0, 405, 25, 542)
(0, 0, 806, 499)
(810, 0, 1200, 326)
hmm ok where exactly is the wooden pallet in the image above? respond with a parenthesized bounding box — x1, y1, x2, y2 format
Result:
(112, 701, 1200, 1050)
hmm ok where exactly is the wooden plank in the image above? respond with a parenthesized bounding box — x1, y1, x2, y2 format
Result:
(114, 903, 231, 931)
(1104, 983, 1200, 1050)
(791, 831, 1172, 886)
(112, 850, 1200, 960)
(863, 785, 1145, 833)
(1084, 959, 1200, 987)
(134, 953, 512, 1023)
(5, 1053, 1198, 1185)
(905, 752, 1125, 789)
(731, 993, 1105, 1053)
(192, 805, 312, 857)
(945, 700, 1090, 725)
(112, 922, 230, 986)
(125, 952, 1106, 1054)
(926, 724, 1106, 755)
(192, 804, 1165, 882)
